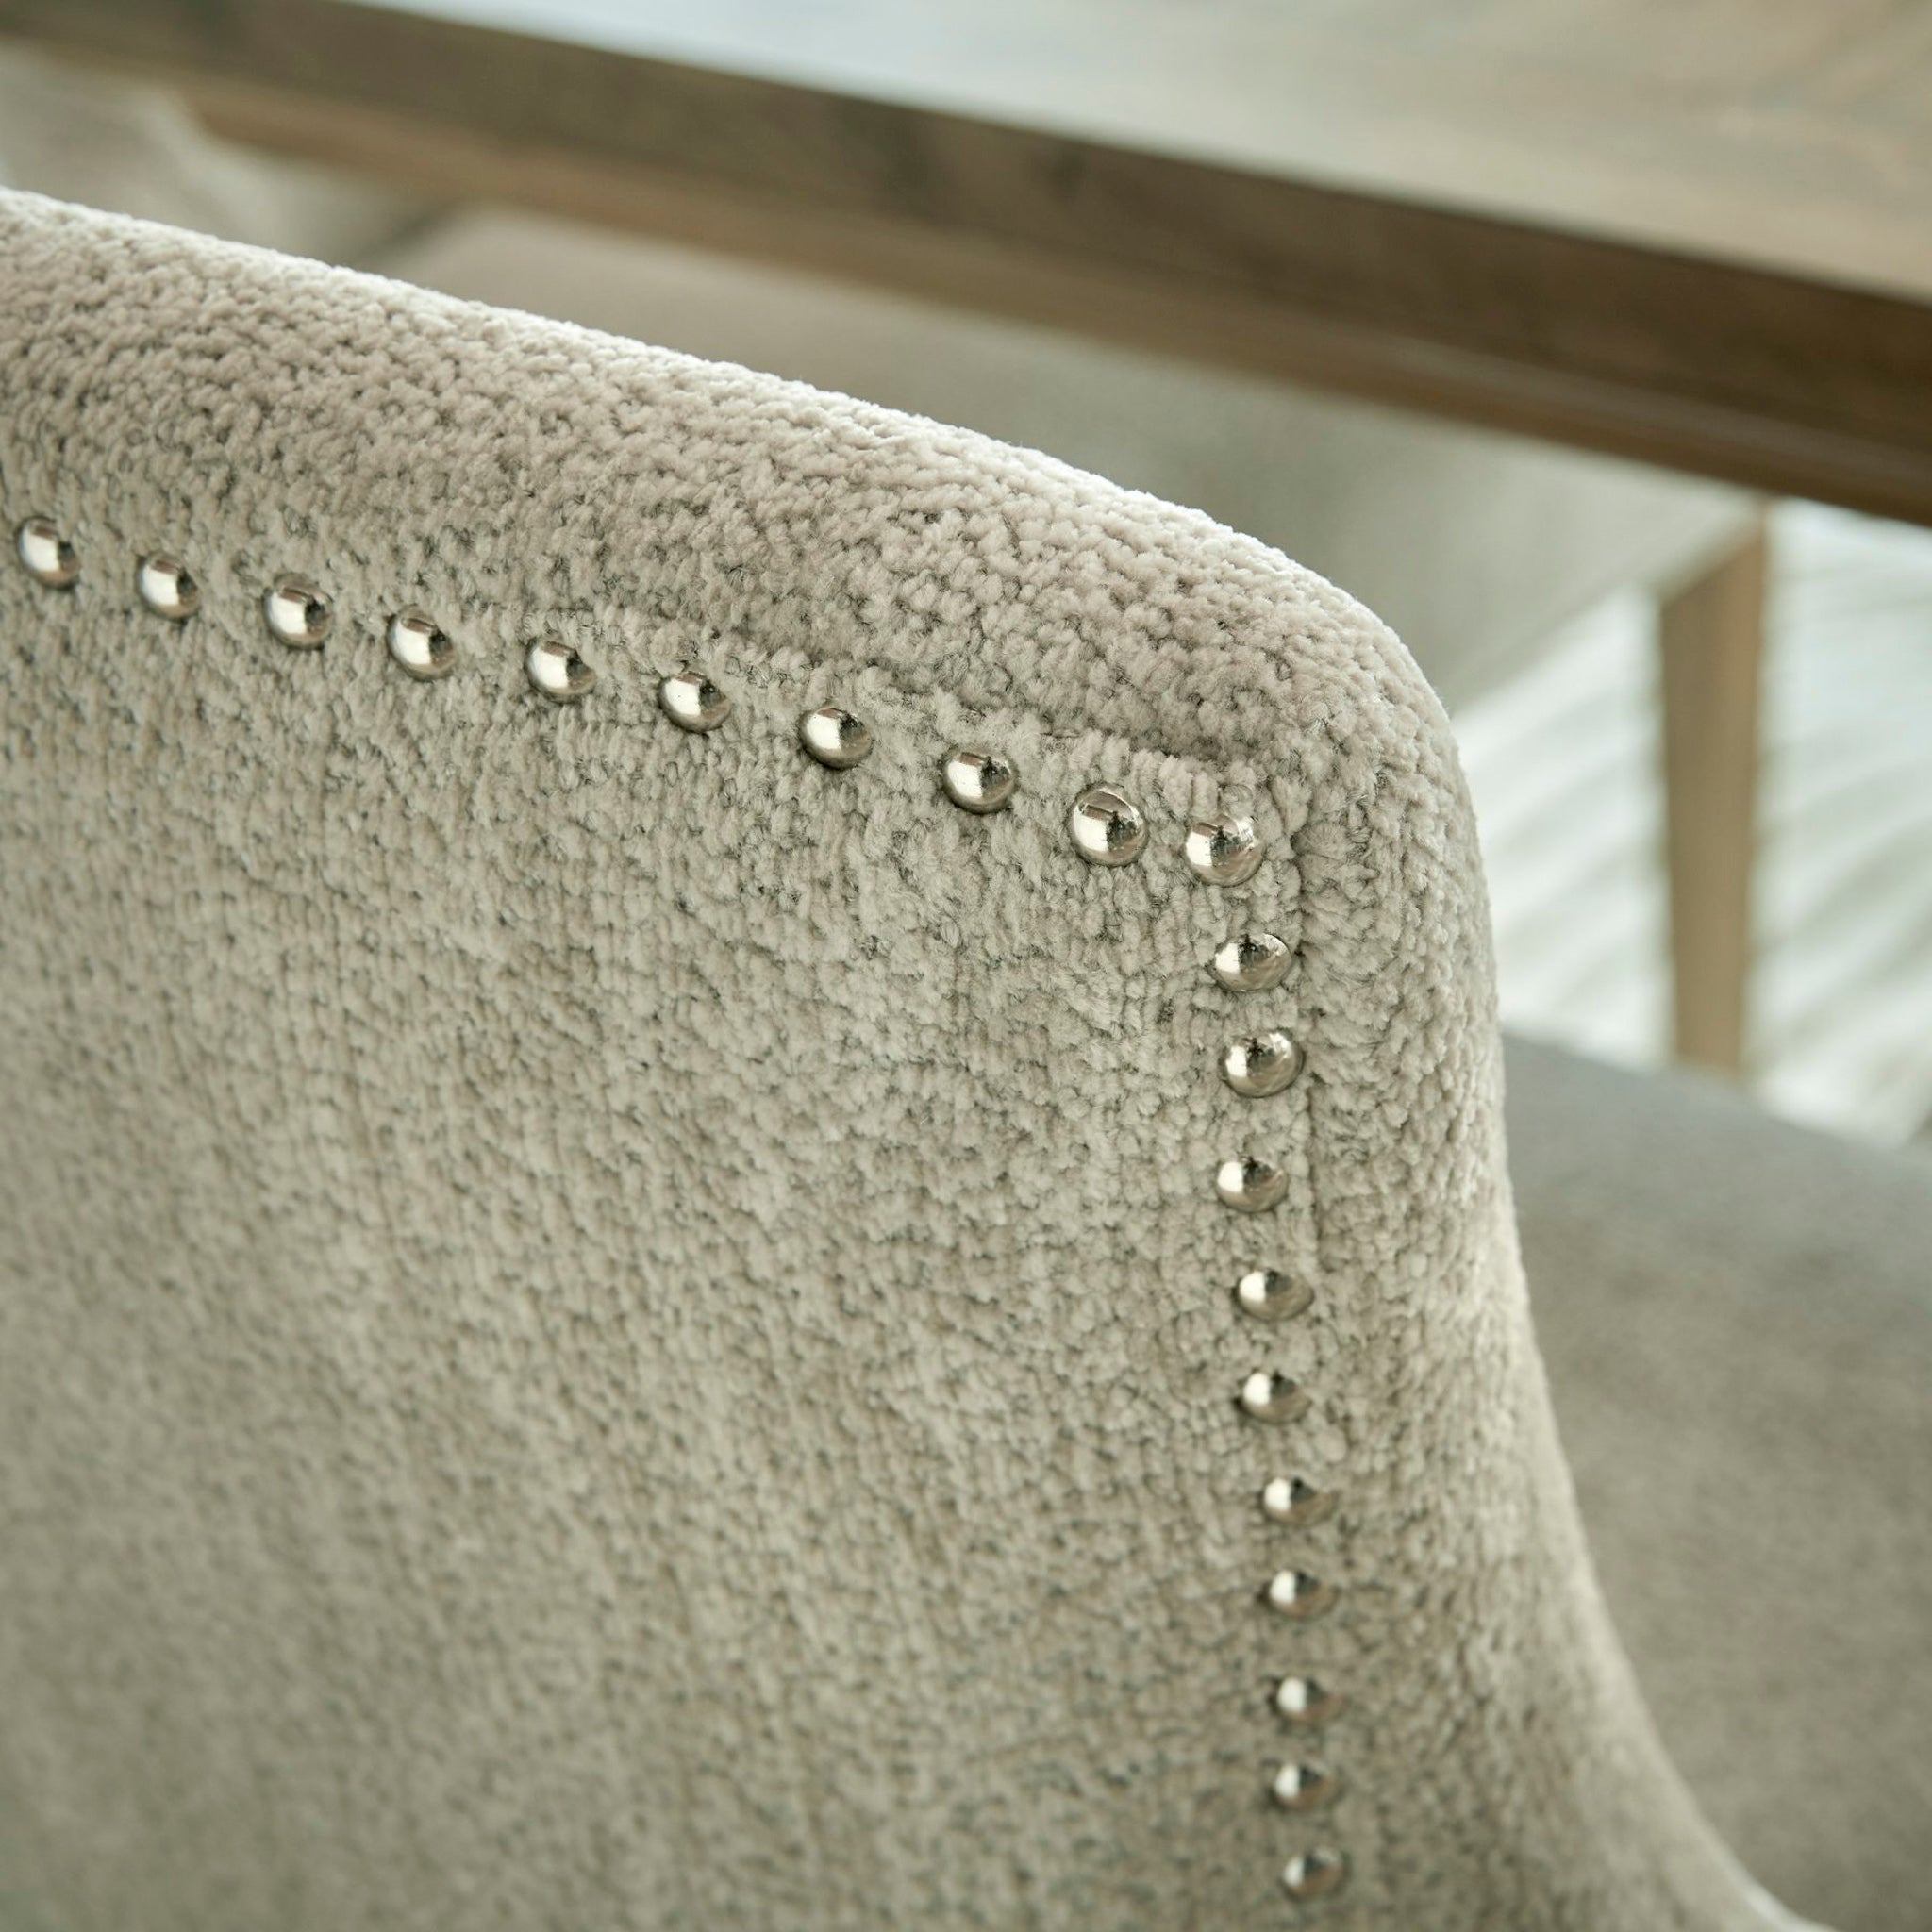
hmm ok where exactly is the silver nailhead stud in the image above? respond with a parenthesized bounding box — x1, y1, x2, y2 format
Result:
(659, 668, 732, 732)
(136, 554, 199, 620)
(1211, 930, 1291, 991)
(1216, 1156, 1289, 1213)
(1274, 1676, 1346, 1729)
(1281, 1851, 1349, 1902)
(1271, 1763, 1342, 1814)
(1222, 1029, 1303, 1098)
(1069, 785, 1147, 865)
(1184, 813, 1263, 885)
(800, 706, 874, 768)
(1235, 1269, 1313, 1323)
(1265, 1571, 1336, 1620)
(941, 747, 1016, 814)
(1239, 1371, 1308, 1426)
(387, 608, 456, 679)
(264, 575, 331, 649)
(1262, 1476, 1334, 1526)
(16, 517, 78, 587)
(525, 637, 594, 702)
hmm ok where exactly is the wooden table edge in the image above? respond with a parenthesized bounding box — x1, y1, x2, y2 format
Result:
(5, 0, 1932, 522)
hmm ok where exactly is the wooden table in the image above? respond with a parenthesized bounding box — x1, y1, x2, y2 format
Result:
(7, 0, 1931, 522)
(6, 0, 1930, 1071)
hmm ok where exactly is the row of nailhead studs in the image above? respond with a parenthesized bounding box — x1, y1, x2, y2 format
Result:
(1213, 929, 1350, 1905)
(21, 515, 1343, 1890)
(13, 520, 1274, 882)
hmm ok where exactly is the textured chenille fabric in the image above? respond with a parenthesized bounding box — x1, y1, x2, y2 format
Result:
(0, 191, 1804, 1931)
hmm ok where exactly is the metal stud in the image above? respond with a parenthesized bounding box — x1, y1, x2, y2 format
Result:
(659, 668, 732, 732)
(1264, 1571, 1336, 1620)
(1271, 1763, 1342, 1814)
(800, 706, 874, 768)
(386, 608, 456, 679)
(15, 517, 78, 588)
(1216, 1156, 1289, 1214)
(1069, 785, 1147, 865)
(1184, 813, 1263, 885)
(1234, 1269, 1313, 1324)
(1262, 1476, 1334, 1526)
(1211, 931, 1291, 992)
(941, 747, 1016, 814)
(1274, 1676, 1346, 1729)
(1281, 1851, 1349, 1902)
(525, 636, 594, 702)
(1222, 1029, 1303, 1098)
(264, 575, 331, 649)
(136, 554, 198, 620)
(1239, 1371, 1308, 1426)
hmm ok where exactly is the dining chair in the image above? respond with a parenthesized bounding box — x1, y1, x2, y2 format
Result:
(0, 41, 1770, 1075)
(2, 188, 1923, 1932)
(366, 208, 1771, 1077)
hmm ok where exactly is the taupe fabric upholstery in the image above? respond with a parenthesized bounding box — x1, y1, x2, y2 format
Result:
(0, 44, 1757, 714)
(0, 191, 1828, 1930)
(1517, 1040, 1932, 1932)
(359, 208, 1758, 710)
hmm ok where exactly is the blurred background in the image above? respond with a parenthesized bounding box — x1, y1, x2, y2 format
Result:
(4, 2, 1929, 1149)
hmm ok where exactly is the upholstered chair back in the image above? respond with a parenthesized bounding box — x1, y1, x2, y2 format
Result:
(0, 192, 1803, 1930)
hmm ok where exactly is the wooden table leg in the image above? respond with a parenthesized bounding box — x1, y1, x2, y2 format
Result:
(1659, 521, 1770, 1076)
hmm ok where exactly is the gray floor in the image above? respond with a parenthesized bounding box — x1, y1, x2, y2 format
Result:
(1457, 501, 1932, 1149)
